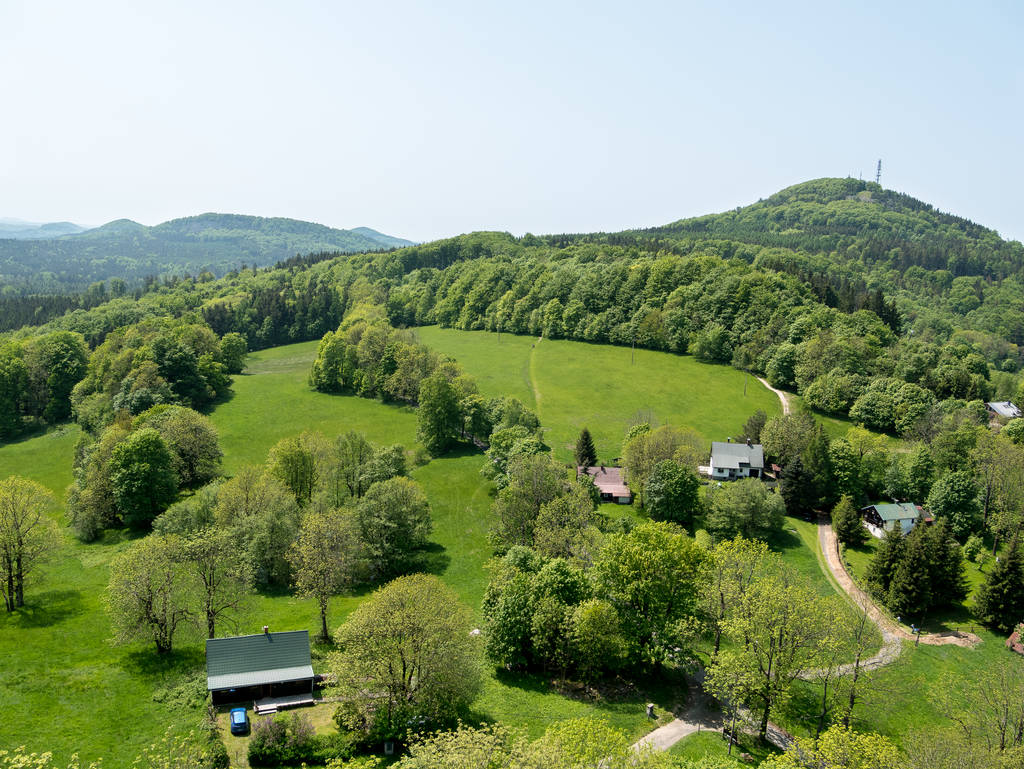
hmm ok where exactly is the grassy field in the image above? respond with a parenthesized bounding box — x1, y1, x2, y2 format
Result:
(0, 339, 699, 766)
(1, 335, 1001, 766)
(414, 327, 782, 464)
(212, 341, 419, 474)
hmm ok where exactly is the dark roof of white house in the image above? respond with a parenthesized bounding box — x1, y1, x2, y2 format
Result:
(710, 441, 764, 470)
(206, 630, 313, 691)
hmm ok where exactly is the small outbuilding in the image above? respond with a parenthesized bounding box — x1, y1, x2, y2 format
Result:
(709, 440, 764, 481)
(206, 629, 314, 706)
(577, 465, 632, 504)
(860, 502, 926, 538)
(986, 401, 1023, 420)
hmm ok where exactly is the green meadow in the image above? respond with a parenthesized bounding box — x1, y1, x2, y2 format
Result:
(414, 327, 782, 463)
(0, 338, 712, 765)
(0, 336, 1008, 766)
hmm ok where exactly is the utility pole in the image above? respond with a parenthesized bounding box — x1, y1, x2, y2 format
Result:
(875, 159, 882, 185)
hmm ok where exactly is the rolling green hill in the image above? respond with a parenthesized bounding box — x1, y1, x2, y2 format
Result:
(0, 212, 414, 292)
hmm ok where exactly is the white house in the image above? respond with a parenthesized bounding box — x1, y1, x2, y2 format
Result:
(709, 440, 764, 481)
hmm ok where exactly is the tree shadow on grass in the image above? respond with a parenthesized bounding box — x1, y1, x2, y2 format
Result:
(121, 646, 205, 680)
(777, 679, 824, 736)
(410, 542, 451, 577)
(91, 527, 148, 547)
(766, 526, 804, 557)
(436, 443, 486, 461)
(5, 589, 85, 628)
(492, 667, 686, 713)
(0, 421, 76, 446)
(918, 604, 980, 635)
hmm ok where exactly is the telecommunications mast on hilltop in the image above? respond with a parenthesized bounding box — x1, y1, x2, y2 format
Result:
(875, 159, 882, 185)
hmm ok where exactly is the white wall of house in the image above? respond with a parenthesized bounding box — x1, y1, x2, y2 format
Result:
(709, 463, 756, 480)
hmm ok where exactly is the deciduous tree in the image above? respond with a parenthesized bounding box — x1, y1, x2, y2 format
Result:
(288, 507, 365, 641)
(706, 477, 785, 540)
(533, 485, 598, 561)
(356, 476, 431, 578)
(134, 405, 222, 488)
(108, 427, 179, 529)
(926, 470, 981, 540)
(331, 574, 482, 739)
(490, 454, 568, 551)
(0, 476, 59, 611)
(645, 459, 702, 527)
(214, 466, 301, 585)
(592, 520, 705, 667)
(180, 527, 253, 639)
(104, 534, 190, 654)
(417, 369, 461, 455)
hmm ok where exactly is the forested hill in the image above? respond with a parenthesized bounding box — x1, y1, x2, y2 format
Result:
(638, 177, 1023, 279)
(0, 212, 414, 292)
(6, 176, 1024, 444)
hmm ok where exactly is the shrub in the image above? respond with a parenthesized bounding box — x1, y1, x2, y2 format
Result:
(248, 712, 336, 766)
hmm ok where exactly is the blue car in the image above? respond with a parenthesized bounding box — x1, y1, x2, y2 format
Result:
(229, 707, 249, 735)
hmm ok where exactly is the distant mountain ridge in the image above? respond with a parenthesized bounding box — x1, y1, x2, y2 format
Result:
(0, 213, 415, 292)
(0, 219, 88, 239)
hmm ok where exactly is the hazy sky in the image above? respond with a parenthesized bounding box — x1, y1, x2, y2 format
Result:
(2, 0, 1021, 243)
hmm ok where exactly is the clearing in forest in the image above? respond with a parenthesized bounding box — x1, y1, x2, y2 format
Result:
(414, 327, 782, 463)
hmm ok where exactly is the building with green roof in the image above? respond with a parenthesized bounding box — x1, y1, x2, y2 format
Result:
(206, 629, 314, 705)
(861, 502, 927, 538)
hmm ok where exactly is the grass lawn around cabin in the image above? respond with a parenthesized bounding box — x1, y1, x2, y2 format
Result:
(414, 327, 782, 464)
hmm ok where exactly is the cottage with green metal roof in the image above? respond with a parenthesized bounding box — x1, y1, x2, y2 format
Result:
(206, 629, 314, 706)
(860, 502, 926, 539)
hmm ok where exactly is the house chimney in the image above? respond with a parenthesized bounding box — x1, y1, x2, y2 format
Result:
(263, 625, 269, 635)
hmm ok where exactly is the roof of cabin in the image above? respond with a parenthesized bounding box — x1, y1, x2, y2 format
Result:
(206, 630, 313, 691)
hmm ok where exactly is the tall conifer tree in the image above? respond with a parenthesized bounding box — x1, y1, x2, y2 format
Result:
(574, 427, 597, 468)
(886, 525, 932, 618)
(865, 526, 904, 597)
(975, 537, 1024, 634)
(832, 495, 867, 547)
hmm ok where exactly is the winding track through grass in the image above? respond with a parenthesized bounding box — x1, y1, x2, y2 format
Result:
(817, 523, 980, 657)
